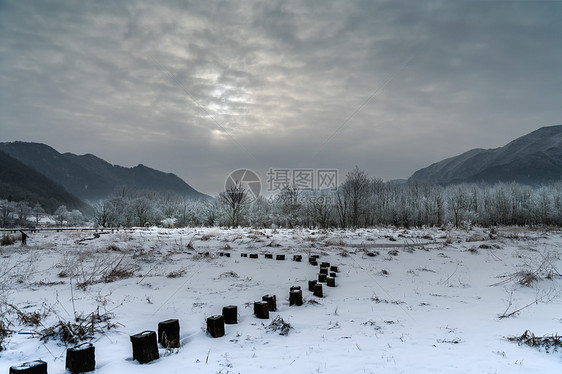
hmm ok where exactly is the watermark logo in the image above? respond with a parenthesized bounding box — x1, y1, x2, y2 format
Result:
(266, 168, 338, 193)
(224, 168, 262, 201)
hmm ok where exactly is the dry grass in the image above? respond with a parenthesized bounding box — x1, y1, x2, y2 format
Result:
(39, 308, 117, 345)
(508, 330, 562, 353)
(267, 315, 292, 336)
(1, 234, 17, 246)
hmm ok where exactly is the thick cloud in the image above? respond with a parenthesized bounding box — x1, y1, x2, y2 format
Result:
(1, 0, 561, 194)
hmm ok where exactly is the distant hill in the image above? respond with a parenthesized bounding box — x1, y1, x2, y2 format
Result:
(0, 142, 210, 202)
(0, 149, 87, 213)
(409, 125, 562, 185)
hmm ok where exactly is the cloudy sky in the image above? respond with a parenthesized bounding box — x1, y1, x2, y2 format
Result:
(1, 0, 561, 195)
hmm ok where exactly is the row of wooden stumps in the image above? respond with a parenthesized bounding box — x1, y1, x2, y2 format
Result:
(206, 305, 238, 338)
(240, 253, 303, 261)
(9, 342, 95, 374)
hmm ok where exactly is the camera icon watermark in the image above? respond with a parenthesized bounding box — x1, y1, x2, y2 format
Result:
(224, 168, 262, 202)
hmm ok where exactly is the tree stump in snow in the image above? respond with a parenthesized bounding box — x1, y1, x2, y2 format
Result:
(330, 266, 338, 273)
(262, 294, 277, 312)
(66, 343, 95, 373)
(265, 253, 273, 259)
(276, 254, 285, 260)
(254, 301, 269, 319)
(293, 255, 302, 262)
(222, 305, 238, 324)
(319, 267, 328, 275)
(241, 253, 248, 257)
(219, 252, 224, 256)
(157, 319, 180, 348)
(310, 260, 318, 266)
(308, 280, 317, 291)
(224, 253, 230, 257)
(321, 262, 330, 268)
(9, 360, 47, 374)
(330, 272, 337, 278)
(313, 283, 323, 297)
(206, 315, 225, 338)
(249, 253, 258, 259)
(289, 289, 303, 306)
(130, 330, 159, 364)
(327, 277, 336, 287)
(318, 273, 327, 283)
(290, 286, 301, 291)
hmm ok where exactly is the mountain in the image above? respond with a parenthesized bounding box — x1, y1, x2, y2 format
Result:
(0, 142, 210, 201)
(409, 125, 562, 185)
(0, 149, 87, 213)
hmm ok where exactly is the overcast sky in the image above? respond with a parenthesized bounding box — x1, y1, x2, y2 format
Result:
(1, 0, 561, 195)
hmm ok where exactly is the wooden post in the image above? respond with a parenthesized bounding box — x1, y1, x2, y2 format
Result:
(327, 277, 336, 287)
(224, 253, 231, 257)
(290, 286, 301, 291)
(9, 360, 47, 374)
(262, 294, 277, 312)
(276, 254, 285, 260)
(330, 266, 339, 273)
(219, 252, 224, 256)
(289, 289, 303, 306)
(206, 315, 225, 338)
(222, 305, 238, 324)
(308, 280, 317, 291)
(254, 301, 269, 319)
(293, 255, 302, 262)
(241, 253, 248, 257)
(309, 260, 318, 266)
(66, 343, 95, 373)
(321, 262, 330, 268)
(330, 272, 337, 278)
(318, 273, 327, 283)
(313, 283, 323, 297)
(157, 319, 180, 348)
(130, 330, 159, 364)
(265, 253, 273, 259)
(249, 254, 258, 259)
(319, 267, 328, 275)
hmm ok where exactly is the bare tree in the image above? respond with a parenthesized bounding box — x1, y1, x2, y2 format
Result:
(219, 183, 250, 227)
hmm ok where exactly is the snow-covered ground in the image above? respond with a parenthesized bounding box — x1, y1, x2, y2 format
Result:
(1, 226, 561, 373)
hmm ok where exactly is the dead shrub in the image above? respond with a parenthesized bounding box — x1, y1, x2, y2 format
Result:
(40, 308, 117, 344)
(1, 234, 17, 246)
(267, 315, 292, 336)
(508, 330, 562, 353)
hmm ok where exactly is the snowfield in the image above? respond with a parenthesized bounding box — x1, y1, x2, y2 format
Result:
(1, 227, 561, 373)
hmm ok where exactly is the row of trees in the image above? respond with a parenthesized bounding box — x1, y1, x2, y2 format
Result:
(91, 168, 562, 228)
(3, 168, 562, 228)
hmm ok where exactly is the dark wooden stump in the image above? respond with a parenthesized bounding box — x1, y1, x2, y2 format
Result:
(219, 252, 224, 256)
(265, 253, 273, 259)
(206, 315, 225, 338)
(321, 262, 330, 268)
(290, 286, 301, 291)
(224, 253, 230, 257)
(330, 272, 337, 278)
(249, 253, 258, 259)
(158, 319, 180, 348)
(319, 267, 328, 275)
(66, 343, 95, 373)
(327, 277, 336, 287)
(289, 289, 303, 306)
(318, 273, 327, 283)
(330, 265, 339, 272)
(9, 360, 47, 374)
(293, 255, 302, 262)
(310, 260, 318, 266)
(254, 301, 269, 319)
(262, 294, 277, 312)
(308, 280, 317, 291)
(276, 254, 285, 260)
(311, 255, 320, 259)
(130, 330, 159, 364)
(241, 253, 248, 257)
(313, 283, 323, 297)
(222, 305, 238, 324)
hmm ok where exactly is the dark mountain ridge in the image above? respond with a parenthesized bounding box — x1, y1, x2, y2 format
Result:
(409, 125, 562, 185)
(0, 149, 87, 213)
(0, 142, 209, 202)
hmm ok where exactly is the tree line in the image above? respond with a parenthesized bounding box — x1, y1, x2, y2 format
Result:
(2, 167, 561, 228)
